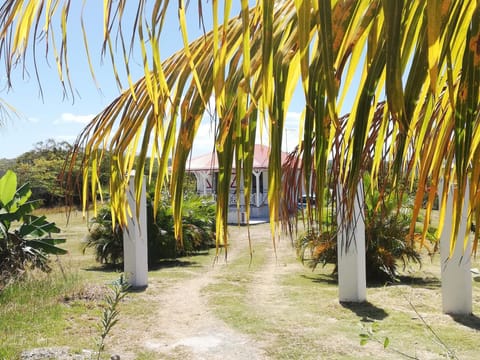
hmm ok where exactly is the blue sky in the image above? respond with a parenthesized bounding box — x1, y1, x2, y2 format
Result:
(0, 2, 302, 159)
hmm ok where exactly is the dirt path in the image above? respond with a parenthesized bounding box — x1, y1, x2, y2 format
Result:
(142, 268, 265, 359)
(113, 225, 269, 360)
(13, 212, 480, 359)
(106, 222, 480, 360)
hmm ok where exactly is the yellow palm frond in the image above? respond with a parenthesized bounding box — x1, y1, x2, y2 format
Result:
(0, 0, 478, 256)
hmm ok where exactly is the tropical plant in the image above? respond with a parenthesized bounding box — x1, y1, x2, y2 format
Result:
(83, 206, 124, 266)
(96, 275, 129, 360)
(296, 174, 424, 283)
(0, 1, 478, 257)
(0, 170, 67, 289)
(147, 195, 216, 259)
(84, 194, 216, 267)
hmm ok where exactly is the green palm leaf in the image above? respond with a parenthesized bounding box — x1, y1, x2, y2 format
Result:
(0, 0, 478, 257)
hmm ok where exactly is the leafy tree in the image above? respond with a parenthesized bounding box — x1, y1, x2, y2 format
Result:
(0, 1, 478, 256)
(6, 139, 113, 207)
(15, 157, 66, 206)
(0, 159, 15, 176)
(12, 140, 73, 206)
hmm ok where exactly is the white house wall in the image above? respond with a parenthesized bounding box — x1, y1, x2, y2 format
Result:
(192, 169, 270, 223)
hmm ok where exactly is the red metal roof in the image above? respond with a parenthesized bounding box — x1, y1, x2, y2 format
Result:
(185, 144, 288, 171)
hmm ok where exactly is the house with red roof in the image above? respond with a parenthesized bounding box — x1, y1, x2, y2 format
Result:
(186, 144, 288, 223)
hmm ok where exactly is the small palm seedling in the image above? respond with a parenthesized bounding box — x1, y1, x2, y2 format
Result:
(96, 275, 129, 360)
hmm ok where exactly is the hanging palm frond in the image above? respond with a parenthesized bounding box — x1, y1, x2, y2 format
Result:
(0, 1, 478, 255)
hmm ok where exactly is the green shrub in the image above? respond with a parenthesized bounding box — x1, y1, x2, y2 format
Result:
(84, 194, 216, 268)
(148, 194, 216, 260)
(364, 207, 422, 282)
(297, 176, 424, 283)
(83, 206, 124, 266)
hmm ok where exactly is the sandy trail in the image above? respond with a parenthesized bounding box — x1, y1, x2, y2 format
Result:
(114, 225, 269, 360)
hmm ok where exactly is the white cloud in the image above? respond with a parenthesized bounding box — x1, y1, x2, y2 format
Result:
(56, 112, 94, 124)
(28, 117, 40, 123)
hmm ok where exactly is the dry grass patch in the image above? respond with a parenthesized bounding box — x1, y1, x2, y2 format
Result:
(2, 212, 480, 359)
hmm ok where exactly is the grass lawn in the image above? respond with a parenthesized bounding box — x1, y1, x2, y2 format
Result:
(1, 209, 479, 359)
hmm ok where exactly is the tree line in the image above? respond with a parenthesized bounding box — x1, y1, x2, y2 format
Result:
(0, 139, 183, 208)
(0, 139, 110, 207)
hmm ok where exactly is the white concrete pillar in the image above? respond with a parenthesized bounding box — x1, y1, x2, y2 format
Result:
(123, 172, 148, 289)
(202, 171, 209, 195)
(254, 171, 261, 207)
(193, 172, 208, 195)
(336, 181, 366, 302)
(438, 180, 472, 314)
